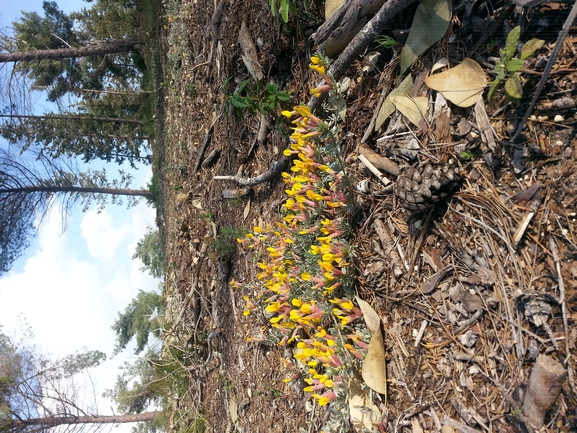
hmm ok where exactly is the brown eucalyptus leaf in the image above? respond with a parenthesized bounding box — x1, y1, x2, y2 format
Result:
(355, 296, 380, 333)
(390, 95, 429, 127)
(425, 58, 487, 107)
(361, 327, 388, 397)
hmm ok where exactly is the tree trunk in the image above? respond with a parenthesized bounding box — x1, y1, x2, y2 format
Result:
(0, 114, 143, 126)
(8, 410, 162, 430)
(0, 39, 142, 63)
(0, 185, 153, 198)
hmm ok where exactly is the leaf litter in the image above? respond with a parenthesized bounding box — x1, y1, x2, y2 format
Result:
(160, 0, 577, 431)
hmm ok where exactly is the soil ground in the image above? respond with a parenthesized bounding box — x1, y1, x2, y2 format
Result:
(155, 0, 577, 431)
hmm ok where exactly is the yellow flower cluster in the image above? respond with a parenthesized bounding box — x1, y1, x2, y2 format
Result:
(236, 55, 368, 409)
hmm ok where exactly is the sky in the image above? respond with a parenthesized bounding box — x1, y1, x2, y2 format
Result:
(0, 0, 163, 427)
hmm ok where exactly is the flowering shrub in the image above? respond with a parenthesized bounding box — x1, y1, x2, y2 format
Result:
(234, 55, 369, 419)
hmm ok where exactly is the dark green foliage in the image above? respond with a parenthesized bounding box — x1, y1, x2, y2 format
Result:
(112, 290, 163, 354)
(0, 113, 151, 167)
(1, 0, 144, 101)
(133, 230, 165, 279)
(0, 190, 34, 275)
(104, 355, 163, 415)
(229, 79, 291, 117)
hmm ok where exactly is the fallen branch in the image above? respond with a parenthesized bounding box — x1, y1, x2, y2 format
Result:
(308, 0, 418, 113)
(548, 237, 575, 393)
(358, 144, 400, 176)
(324, 0, 418, 84)
(244, 113, 269, 162)
(214, 157, 289, 186)
(311, 0, 387, 57)
(374, 219, 406, 277)
(194, 113, 223, 172)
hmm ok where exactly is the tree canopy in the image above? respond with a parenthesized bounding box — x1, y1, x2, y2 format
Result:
(0, 148, 153, 275)
(0, 326, 162, 433)
(0, 1, 144, 102)
(112, 290, 163, 355)
(0, 113, 151, 166)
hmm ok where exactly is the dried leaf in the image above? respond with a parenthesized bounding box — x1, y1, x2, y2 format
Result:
(243, 196, 251, 219)
(361, 326, 388, 397)
(400, 0, 452, 74)
(375, 74, 413, 131)
(355, 296, 380, 332)
(355, 297, 387, 397)
(425, 58, 487, 107)
(431, 57, 449, 73)
(512, 182, 541, 203)
(325, 0, 345, 19)
(460, 291, 484, 313)
(390, 95, 429, 127)
(349, 382, 382, 432)
(420, 265, 452, 294)
(229, 396, 239, 423)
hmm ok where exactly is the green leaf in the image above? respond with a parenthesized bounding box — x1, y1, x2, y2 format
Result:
(506, 58, 524, 73)
(503, 26, 520, 62)
(276, 93, 291, 101)
(488, 78, 501, 101)
(269, 0, 277, 16)
(505, 73, 523, 100)
(280, 0, 289, 23)
(520, 38, 545, 61)
(237, 79, 251, 93)
(231, 95, 252, 109)
(400, 0, 452, 74)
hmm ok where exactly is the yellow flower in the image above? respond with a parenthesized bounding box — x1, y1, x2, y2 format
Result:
(295, 105, 312, 117)
(301, 272, 311, 281)
(312, 394, 331, 406)
(291, 298, 303, 307)
(266, 302, 281, 313)
(309, 63, 326, 75)
(310, 245, 321, 255)
(321, 253, 334, 263)
(341, 300, 355, 311)
(306, 190, 323, 201)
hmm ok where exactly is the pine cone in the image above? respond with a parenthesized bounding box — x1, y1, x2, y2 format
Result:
(394, 163, 461, 211)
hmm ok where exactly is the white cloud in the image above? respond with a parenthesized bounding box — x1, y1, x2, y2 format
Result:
(81, 209, 132, 263)
(0, 199, 161, 424)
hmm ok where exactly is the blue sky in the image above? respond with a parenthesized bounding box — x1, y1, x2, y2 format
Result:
(0, 0, 162, 424)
